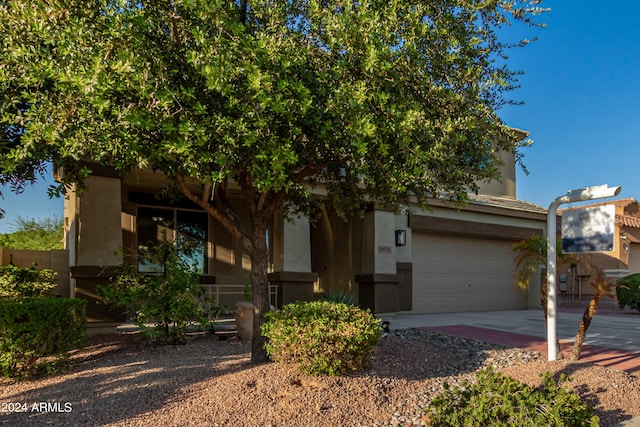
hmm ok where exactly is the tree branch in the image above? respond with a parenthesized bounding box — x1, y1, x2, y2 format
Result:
(256, 191, 267, 213)
(239, 0, 247, 25)
(175, 174, 254, 255)
(295, 164, 326, 182)
(254, 165, 326, 219)
(262, 189, 288, 220)
(201, 179, 212, 202)
(168, 0, 183, 48)
(238, 170, 258, 218)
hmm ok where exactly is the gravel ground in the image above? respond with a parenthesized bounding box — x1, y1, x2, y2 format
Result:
(1, 328, 639, 427)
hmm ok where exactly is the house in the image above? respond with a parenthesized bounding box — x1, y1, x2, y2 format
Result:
(61, 147, 550, 323)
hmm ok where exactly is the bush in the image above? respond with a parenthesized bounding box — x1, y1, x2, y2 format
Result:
(97, 241, 208, 344)
(617, 273, 640, 312)
(261, 300, 381, 376)
(0, 264, 56, 298)
(0, 297, 86, 378)
(321, 289, 355, 305)
(425, 368, 599, 426)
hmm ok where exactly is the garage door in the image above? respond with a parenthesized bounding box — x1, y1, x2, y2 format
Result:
(412, 233, 526, 313)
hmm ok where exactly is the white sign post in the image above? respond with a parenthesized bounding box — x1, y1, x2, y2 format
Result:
(546, 185, 621, 361)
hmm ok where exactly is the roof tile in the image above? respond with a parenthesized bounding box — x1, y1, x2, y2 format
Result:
(468, 194, 547, 214)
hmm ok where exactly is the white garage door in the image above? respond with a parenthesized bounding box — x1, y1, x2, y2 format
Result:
(412, 233, 526, 313)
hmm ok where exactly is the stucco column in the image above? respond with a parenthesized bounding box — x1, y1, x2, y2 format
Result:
(269, 211, 317, 307)
(356, 210, 400, 313)
(272, 212, 312, 273)
(67, 174, 125, 325)
(75, 175, 123, 266)
(360, 210, 398, 275)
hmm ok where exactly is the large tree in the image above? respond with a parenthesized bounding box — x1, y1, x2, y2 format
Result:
(0, 0, 545, 362)
(0, 216, 64, 250)
(0, 100, 49, 219)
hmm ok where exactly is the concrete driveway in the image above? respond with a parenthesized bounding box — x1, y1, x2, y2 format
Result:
(389, 308, 640, 353)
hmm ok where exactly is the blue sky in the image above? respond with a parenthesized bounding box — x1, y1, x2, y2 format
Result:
(0, 1, 638, 233)
(0, 169, 63, 233)
(500, 1, 640, 208)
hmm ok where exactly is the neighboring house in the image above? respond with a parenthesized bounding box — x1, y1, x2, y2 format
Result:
(557, 198, 640, 298)
(61, 147, 550, 322)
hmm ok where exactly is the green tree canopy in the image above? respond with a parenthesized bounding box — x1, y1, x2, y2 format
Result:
(0, 100, 49, 219)
(0, 0, 546, 362)
(0, 216, 63, 250)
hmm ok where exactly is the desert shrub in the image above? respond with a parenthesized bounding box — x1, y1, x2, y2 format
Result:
(0, 264, 56, 298)
(261, 300, 381, 376)
(425, 368, 599, 426)
(617, 273, 640, 312)
(97, 241, 208, 344)
(0, 297, 86, 378)
(321, 289, 355, 305)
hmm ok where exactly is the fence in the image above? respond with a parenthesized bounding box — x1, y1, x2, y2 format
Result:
(0, 246, 70, 297)
(200, 283, 280, 312)
(0, 246, 281, 320)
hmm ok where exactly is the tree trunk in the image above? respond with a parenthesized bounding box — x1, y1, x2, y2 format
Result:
(571, 292, 600, 361)
(249, 218, 271, 364)
(173, 173, 275, 363)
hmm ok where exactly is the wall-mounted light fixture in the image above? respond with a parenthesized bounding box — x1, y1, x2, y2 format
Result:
(395, 230, 406, 246)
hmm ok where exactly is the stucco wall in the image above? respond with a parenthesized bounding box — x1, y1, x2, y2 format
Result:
(272, 212, 312, 273)
(311, 205, 363, 299)
(475, 150, 516, 199)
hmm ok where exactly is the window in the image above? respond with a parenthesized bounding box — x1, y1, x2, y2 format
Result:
(137, 207, 208, 273)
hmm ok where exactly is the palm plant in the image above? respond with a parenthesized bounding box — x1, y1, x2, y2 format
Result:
(512, 234, 571, 313)
(512, 234, 547, 295)
(568, 257, 617, 361)
(512, 234, 570, 360)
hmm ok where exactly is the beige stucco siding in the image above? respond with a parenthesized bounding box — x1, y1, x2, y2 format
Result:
(311, 204, 363, 298)
(629, 243, 640, 274)
(75, 175, 123, 266)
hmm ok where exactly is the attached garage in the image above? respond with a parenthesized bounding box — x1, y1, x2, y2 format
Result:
(407, 198, 548, 314)
(412, 233, 525, 313)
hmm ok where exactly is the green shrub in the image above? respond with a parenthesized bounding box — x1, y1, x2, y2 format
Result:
(261, 300, 381, 376)
(617, 273, 640, 312)
(0, 264, 56, 298)
(425, 368, 599, 426)
(97, 241, 208, 344)
(321, 289, 355, 305)
(0, 297, 86, 378)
